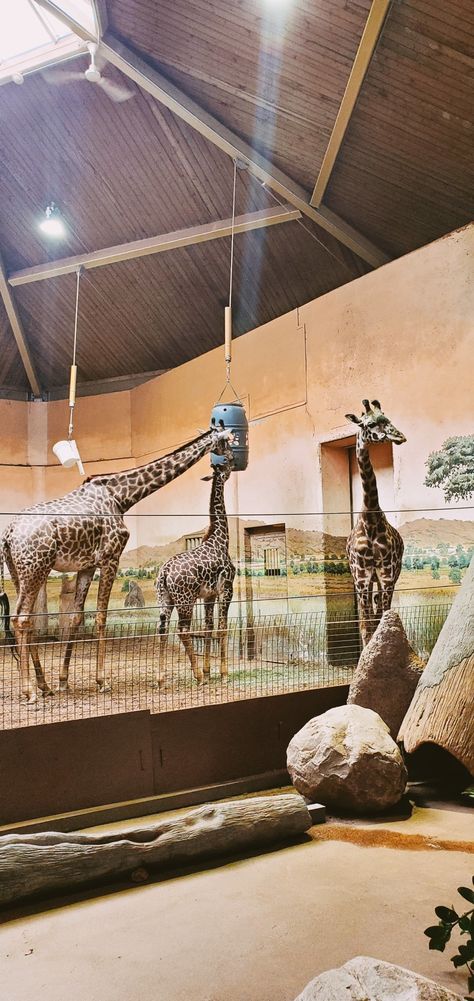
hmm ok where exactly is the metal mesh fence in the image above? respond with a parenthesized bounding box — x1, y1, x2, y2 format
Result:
(0, 598, 452, 730)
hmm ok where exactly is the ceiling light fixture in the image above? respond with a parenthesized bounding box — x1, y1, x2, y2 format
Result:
(39, 202, 66, 238)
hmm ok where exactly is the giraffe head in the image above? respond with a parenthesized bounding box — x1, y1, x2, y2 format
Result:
(345, 400, 406, 445)
(203, 438, 235, 481)
(209, 422, 235, 456)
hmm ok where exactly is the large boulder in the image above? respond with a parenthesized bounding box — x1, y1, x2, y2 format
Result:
(294, 956, 463, 1000)
(399, 557, 474, 774)
(287, 705, 407, 814)
(347, 611, 424, 739)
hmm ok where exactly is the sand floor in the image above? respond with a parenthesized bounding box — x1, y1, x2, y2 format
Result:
(0, 803, 473, 1000)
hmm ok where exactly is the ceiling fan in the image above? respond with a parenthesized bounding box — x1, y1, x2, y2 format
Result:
(41, 42, 134, 103)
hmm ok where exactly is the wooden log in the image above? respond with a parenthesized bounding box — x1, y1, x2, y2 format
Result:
(0, 794, 311, 907)
(399, 558, 474, 774)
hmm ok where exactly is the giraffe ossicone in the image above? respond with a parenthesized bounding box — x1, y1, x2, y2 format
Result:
(345, 399, 406, 646)
(0, 426, 232, 704)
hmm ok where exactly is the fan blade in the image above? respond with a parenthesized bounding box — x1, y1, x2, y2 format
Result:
(41, 68, 84, 85)
(97, 76, 134, 102)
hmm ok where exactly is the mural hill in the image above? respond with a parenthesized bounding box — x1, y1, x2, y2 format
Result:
(119, 518, 474, 570)
(120, 521, 348, 567)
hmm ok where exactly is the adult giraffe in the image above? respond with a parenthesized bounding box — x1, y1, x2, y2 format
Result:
(156, 441, 235, 687)
(0, 426, 231, 703)
(345, 399, 406, 645)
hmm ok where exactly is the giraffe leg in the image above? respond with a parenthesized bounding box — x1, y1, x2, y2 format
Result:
(177, 607, 202, 684)
(59, 568, 95, 692)
(380, 582, 395, 613)
(217, 583, 233, 678)
(11, 587, 46, 705)
(369, 570, 382, 627)
(29, 644, 53, 697)
(355, 571, 377, 647)
(95, 562, 119, 693)
(203, 599, 215, 681)
(156, 594, 173, 688)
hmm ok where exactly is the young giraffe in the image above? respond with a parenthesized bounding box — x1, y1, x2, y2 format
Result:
(0, 426, 231, 704)
(345, 399, 406, 646)
(156, 441, 236, 687)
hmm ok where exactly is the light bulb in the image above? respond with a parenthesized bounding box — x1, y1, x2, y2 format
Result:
(39, 203, 66, 238)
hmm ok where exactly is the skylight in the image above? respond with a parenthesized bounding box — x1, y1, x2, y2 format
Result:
(0, 1, 95, 81)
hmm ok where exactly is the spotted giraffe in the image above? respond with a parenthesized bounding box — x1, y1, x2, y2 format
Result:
(0, 426, 231, 704)
(156, 441, 236, 687)
(345, 399, 406, 646)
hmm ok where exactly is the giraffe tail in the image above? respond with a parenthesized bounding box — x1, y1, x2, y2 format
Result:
(156, 567, 170, 634)
(0, 538, 17, 655)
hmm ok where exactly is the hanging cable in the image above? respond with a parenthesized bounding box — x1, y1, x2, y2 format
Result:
(224, 157, 238, 386)
(228, 158, 237, 312)
(68, 266, 83, 439)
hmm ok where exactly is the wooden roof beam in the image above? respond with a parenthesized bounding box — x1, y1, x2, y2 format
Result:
(8, 205, 301, 286)
(33, 0, 97, 42)
(0, 253, 42, 397)
(310, 0, 392, 208)
(100, 33, 390, 270)
(91, 0, 108, 39)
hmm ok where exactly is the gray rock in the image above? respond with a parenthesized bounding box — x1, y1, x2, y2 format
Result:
(348, 610, 424, 739)
(124, 580, 145, 608)
(287, 705, 407, 814)
(294, 955, 463, 1000)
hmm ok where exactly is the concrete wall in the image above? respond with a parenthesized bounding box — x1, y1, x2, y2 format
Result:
(0, 224, 472, 616)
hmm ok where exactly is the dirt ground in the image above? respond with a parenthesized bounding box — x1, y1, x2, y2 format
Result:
(0, 632, 354, 729)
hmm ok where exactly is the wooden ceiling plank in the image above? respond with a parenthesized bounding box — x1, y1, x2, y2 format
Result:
(100, 33, 390, 269)
(310, 0, 392, 208)
(33, 0, 97, 42)
(8, 205, 301, 286)
(0, 254, 42, 396)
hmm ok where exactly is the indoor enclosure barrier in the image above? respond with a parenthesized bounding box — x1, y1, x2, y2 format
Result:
(0, 599, 452, 730)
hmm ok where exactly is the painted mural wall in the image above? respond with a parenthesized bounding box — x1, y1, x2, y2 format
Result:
(0, 224, 472, 627)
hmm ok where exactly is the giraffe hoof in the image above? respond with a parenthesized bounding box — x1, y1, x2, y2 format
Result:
(23, 694, 38, 707)
(97, 682, 111, 694)
(42, 687, 54, 698)
(58, 683, 70, 693)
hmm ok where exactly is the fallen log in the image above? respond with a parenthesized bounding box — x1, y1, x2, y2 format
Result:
(399, 557, 474, 774)
(0, 793, 311, 907)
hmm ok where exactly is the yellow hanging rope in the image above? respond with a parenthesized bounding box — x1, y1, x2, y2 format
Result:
(68, 266, 83, 439)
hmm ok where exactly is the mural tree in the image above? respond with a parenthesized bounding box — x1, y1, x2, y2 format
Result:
(425, 435, 474, 502)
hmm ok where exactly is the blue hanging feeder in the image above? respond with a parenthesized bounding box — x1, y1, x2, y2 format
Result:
(210, 401, 249, 471)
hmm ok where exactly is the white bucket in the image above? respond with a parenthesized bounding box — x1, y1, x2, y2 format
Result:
(52, 439, 85, 475)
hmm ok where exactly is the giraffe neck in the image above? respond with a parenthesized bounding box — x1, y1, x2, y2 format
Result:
(203, 470, 229, 549)
(356, 435, 380, 513)
(90, 431, 218, 513)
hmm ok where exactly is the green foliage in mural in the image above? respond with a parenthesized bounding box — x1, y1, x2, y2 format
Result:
(425, 435, 474, 502)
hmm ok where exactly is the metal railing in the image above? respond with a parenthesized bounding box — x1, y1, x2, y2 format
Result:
(0, 600, 452, 730)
